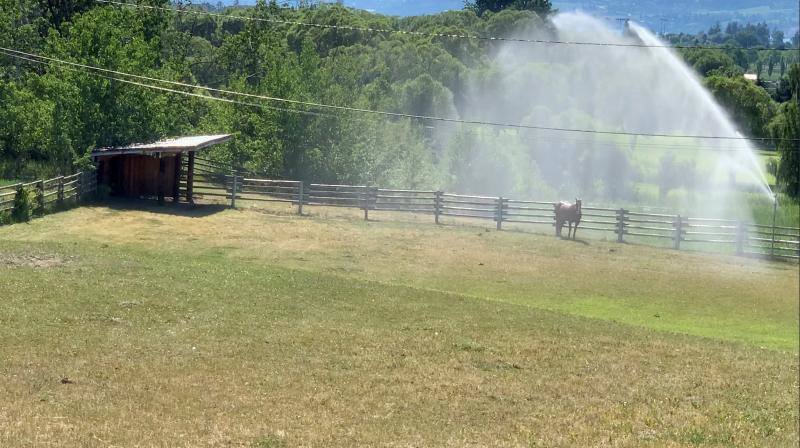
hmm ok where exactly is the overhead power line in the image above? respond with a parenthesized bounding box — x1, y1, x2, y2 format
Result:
(1, 46, 797, 144)
(3, 48, 768, 153)
(0, 48, 335, 118)
(95, 0, 797, 52)
(0, 48, 791, 153)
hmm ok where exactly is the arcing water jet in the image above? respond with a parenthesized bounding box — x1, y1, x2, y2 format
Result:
(448, 12, 773, 219)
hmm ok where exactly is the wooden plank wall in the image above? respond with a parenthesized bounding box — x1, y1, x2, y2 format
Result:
(97, 154, 178, 199)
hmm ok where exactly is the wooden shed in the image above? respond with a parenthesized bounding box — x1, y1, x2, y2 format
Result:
(92, 135, 231, 204)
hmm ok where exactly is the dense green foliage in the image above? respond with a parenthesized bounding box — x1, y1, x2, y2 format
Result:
(465, 0, 552, 15)
(704, 75, 775, 138)
(0, 0, 546, 187)
(770, 64, 799, 198)
(671, 22, 799, 83)
(0, 0, 798, 202)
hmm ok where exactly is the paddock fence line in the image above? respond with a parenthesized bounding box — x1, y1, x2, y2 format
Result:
(0, 171, 97, 219)
(182, 157, 799, 261)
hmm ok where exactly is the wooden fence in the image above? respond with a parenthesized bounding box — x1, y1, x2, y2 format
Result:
(185, 157, 799, 261)
(0, 171, 97, 217)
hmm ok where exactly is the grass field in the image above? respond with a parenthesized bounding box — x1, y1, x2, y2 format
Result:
(1, 202, 798, 447)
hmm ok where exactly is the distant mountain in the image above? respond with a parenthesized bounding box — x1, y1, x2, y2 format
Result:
(333, 0, 463, 16)
(222, 1, 799, 35)
(223, 1, 463, 15)
(555, 0, 798, 36)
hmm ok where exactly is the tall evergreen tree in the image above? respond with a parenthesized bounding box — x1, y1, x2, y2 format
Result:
(465, 0, 552, 16)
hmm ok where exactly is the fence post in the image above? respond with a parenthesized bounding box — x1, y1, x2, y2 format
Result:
(76, 172, 83, 203)
(770, 199, 777, 257)
(673, 215, 682, 250)
(495, 197, 504, 230)
(297, 181, 304, 215)
(230, 173, 238, 209)
(616, 208, 626, 243)
(362, 186, 370, 221)
(735, 220, 745, 255)
(36, 179, 45, 214)
(552, 202, 559, 236)
(56, 176, 64, 208)
(434, 191, 442, 224)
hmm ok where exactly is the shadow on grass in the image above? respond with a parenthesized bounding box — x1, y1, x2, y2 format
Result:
(560, 237, 591, 246)
(91, 198, 228, 218)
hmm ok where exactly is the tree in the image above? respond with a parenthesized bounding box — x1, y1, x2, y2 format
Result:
(771, 30, 785, 49)
(465, 0, 552, 16)
(769, 64, 800, 199)
(705, 75, 775, 138)
(681, 49, 738, 77)
(767, 52, 775, 77)
(37, 0, 95, 28)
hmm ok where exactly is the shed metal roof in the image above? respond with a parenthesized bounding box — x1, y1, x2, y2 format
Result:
(92, 134, 232, 157)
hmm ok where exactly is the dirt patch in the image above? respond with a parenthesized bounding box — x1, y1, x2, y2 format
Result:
(0, 253, 68, 268)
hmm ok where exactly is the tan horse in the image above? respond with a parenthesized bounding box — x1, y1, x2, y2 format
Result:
(555, 199, 582, 239)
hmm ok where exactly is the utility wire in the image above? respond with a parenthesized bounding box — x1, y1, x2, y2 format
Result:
(2, 46, 796, 143)
(456, 128, 775, 154)
(0, 49, 336, 118)
(0, 48, 788, 154)
(96, 0, 799, 52)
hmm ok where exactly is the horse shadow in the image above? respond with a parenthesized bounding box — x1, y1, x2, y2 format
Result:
(559, 236, 591, 246)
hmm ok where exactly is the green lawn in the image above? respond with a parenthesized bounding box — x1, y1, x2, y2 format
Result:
(0, 203, 797, 447)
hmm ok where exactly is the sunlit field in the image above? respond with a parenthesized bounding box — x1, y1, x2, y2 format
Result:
(1, 203, 797, 447)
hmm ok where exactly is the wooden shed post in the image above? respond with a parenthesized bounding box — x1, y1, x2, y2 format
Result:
(172, 153, 182, 204)
(157, 154, 166, 205)
(186, 152, 195, 205)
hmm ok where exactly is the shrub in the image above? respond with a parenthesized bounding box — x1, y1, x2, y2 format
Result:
(35, 183, 45, 215)
(11, 186, 33, 223)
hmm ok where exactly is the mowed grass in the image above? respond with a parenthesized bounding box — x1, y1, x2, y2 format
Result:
(0, 202, 797, 447)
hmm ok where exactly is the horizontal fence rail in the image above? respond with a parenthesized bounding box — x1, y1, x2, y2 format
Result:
(173, 157, 800, 262)
(0, 171, 97, 217)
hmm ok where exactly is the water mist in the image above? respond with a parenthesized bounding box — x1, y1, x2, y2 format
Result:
(446, 12, 773, 220)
